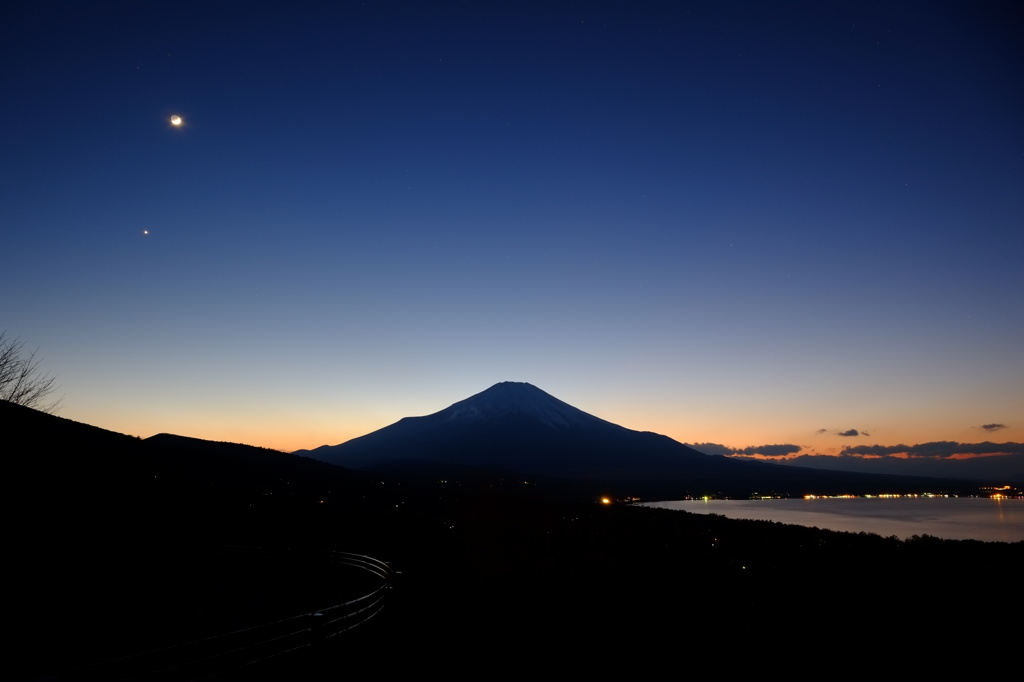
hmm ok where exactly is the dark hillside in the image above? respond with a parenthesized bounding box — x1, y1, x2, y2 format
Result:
(1, 401, 390, 675)
(2, 400, 1020, 679)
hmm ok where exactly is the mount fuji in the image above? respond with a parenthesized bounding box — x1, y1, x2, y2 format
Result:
(295, 382, 803, 495)
(297, 382, 956, 497)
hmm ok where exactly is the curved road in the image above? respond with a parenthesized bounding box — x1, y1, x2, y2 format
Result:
(52, 546, 394, 679)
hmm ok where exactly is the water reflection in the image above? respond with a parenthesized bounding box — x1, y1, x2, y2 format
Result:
(644, 497, 1024, 543)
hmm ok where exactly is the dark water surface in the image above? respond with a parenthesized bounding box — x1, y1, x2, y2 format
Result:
(644, 497, 1024, 542)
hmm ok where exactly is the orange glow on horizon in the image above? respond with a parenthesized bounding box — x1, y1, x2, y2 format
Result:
(65, 391, 1022, 459)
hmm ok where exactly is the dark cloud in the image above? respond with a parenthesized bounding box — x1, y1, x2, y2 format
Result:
(687, 442, 802, 458)
(840, 444, 907, 457)
(735, 444, 803, 457)
(906, 441, 968, 458)
(981, 423, 1007, 432)
(840, 441, 1024, 459)
(838, 429, 864, 437)
(815, 428, 828, 435)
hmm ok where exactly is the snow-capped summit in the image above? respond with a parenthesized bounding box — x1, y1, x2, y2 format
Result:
(439, 381, 610, 430)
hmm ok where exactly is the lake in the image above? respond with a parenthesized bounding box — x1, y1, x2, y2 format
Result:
(642, 497, 1024, 543)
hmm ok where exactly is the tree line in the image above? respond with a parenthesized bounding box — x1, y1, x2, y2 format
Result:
(0, 332, 61, 412)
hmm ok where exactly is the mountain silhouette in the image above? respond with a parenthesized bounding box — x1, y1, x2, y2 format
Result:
(297, 381, 944, 497)
(298, 381, 704, 479)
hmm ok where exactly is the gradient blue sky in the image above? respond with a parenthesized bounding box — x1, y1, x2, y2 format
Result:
(4, 1, 1022, 471)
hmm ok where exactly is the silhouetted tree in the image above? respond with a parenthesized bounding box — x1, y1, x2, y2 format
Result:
(0, 332, 61, 412)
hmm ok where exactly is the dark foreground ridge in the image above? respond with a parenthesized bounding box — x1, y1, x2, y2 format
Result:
(4, 398, 1020, 680)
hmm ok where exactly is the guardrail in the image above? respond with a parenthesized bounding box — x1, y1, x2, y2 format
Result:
(54, 546, 394, 679)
